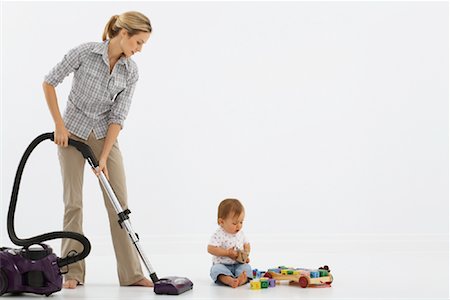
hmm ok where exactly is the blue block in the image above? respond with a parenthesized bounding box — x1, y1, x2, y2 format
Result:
(310, 271, 320, 278)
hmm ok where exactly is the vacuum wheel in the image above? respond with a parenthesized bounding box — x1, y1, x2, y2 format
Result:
(0, 269, 8, 295)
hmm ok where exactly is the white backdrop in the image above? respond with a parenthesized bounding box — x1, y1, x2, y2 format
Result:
(1, 1, 448, 248)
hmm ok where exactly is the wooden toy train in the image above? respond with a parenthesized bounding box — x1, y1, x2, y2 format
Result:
(251, 265, 332, 289)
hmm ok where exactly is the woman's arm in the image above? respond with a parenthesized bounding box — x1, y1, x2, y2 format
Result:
(43, 44, 86, 147)
(42, 82, 70, 147)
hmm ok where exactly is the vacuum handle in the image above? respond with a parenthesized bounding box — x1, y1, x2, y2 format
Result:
(68, 139, 99, 168)
(49, 133, 99, 167)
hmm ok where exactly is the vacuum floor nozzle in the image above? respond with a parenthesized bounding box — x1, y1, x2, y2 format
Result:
(154, 276, 193, 295)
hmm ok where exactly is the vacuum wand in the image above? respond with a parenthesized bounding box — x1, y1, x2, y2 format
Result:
(83, 149, 193, 295)
(94, 164, 159, 283)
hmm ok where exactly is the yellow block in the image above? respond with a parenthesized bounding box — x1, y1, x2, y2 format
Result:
(250, 281, 261, 290)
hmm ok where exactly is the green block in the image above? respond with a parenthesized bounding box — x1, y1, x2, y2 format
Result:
(260, 280, 269, 288)
(287, 270, 294, 275)
(319, 270, 329, 277)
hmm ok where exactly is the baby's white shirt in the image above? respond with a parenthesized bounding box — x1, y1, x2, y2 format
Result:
(208, 226, 249, 265)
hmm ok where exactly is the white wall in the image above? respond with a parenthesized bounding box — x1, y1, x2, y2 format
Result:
(1, 1, 448, 247)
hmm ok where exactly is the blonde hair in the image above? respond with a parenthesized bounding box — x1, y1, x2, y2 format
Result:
(217, 198, 244, 224)
(102, 11, 152, 41)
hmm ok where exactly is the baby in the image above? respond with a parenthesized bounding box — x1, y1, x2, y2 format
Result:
(207, 198, 253, 288)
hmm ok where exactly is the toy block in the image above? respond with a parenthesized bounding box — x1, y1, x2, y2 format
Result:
(310, 271, 319, 278)
(253, 269, 265, 279)
(319, 270, 329, 277)
(252, 269, 258, 278)
(250, 280, 261, 290)
(268, 279, 276, 287)
(260, 280, 269, 288)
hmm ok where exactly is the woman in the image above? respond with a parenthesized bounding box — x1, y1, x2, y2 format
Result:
(43, 11, 152, 289)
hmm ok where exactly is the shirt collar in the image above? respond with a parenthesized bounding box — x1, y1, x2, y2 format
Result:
(92, 40, 130, 71)
(218, 226, 237, 237)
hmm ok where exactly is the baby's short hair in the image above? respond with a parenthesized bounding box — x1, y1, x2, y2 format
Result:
(217, 198, 244, 224)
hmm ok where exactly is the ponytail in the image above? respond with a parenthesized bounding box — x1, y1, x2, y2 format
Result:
(102, 15, 120, 41)
(102, 12, 151, 41)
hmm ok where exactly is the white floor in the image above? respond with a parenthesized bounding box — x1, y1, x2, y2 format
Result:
(1, 234, 448, 299)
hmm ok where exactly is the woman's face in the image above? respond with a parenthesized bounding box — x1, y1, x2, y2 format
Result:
(120, 30, 150, 58)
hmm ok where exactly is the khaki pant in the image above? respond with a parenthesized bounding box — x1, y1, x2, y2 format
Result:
(58, 132, 144, 285)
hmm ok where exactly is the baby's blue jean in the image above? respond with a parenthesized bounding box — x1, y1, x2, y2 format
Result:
(210, 263, 253, 284)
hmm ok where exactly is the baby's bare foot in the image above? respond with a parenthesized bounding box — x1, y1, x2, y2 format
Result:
(130, 278, 154, 287)
(63, 279, 79, 289)
(237, 271, 248, 286)
(219, 275, 239, 288)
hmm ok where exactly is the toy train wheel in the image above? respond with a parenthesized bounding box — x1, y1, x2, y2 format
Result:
(299, 276, 309, 288)
(0, 269, 8, 295)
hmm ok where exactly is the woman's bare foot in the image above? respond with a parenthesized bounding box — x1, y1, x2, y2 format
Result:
(237, 271, 248, 286)
(130, 277, 154, 287)
(63, 279, 79, 289)
(218, 275, 239, 288)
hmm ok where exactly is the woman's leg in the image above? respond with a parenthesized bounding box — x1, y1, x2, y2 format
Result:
(58, 134, 86, 286)
(88, 135, 147, 286)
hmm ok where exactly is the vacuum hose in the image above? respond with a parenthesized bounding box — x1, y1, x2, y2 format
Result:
(7, 132, 93, 267)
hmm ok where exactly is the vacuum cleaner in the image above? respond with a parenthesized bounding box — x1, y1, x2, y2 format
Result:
(1, 133, 193, 296)
(1, 133, 91, 296)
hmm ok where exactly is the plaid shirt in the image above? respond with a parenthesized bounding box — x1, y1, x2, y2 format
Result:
(44, 40, 138, 140)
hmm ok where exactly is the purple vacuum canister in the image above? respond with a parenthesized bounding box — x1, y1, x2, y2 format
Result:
(0, 245, 62, 296)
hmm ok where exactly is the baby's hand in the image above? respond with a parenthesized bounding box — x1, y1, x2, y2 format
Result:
(226, 248, 238, 259)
